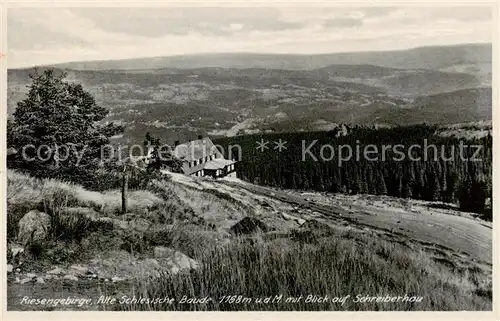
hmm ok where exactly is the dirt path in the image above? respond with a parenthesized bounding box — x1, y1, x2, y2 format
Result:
(223, 181, 492, 265)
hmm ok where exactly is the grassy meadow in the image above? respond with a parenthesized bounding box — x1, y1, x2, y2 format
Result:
(6, 170, 492, 311)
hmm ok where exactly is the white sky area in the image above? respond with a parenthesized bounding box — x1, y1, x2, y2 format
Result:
(7, 6, 493, 68)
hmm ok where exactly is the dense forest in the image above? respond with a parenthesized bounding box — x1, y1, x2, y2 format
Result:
(215, 124, 492, 218)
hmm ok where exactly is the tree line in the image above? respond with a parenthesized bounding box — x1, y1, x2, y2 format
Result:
(215, 125, 492, 219)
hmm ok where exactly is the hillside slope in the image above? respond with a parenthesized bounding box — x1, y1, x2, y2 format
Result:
(6, 170, 492, 310)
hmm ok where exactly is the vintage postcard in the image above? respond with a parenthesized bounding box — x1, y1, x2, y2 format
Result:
(1, 1, 498, 319)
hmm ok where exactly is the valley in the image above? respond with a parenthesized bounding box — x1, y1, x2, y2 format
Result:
(7, 44, 492, 145)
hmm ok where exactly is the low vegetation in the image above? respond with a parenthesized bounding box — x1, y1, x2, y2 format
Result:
(7, 170, 492, 311)
(119, 232, 491, 311)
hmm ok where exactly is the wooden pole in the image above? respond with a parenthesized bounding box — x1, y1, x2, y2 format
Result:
(121, 168, 128, 214)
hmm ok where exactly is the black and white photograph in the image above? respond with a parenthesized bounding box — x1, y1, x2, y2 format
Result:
(3, 3, 496, 314)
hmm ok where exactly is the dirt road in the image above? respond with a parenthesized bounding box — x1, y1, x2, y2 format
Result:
(224, 181, 492, 264)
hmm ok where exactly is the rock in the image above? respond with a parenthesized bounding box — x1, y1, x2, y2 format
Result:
(281, 213, 306, 225)
(230, 217, 268, 235)
(47, 267, 64, 275)
(260, 201, 272, 208)
(20, 277, 33, 284)
(36, 277, 45, 284)
(154, 246, 199, 274)
(63, 275, 79, 281)
(15, 277, 21, 283)
(9, 244, 24, 258)
(16, 268, 21, 273)
(290, 229, 319, 245)
(136, 258, 161, 278)
(130, 218, 151, 231)
(18, 210, 51, 245)
(300, 219, 334, 237)
(69, 264, 90, 276)
(144, 258, 160, 267)
(96, 217, 114, 225)
(111, 276, 125, 282)
(153, 246, 175, 258)
(101, 260, 113, 267)
(26, 273, 36, 279)
(7, 264, 13, 274)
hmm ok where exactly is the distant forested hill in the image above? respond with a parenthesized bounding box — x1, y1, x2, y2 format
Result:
(8, 43, 492, 144)
(52, 43, 491, 75)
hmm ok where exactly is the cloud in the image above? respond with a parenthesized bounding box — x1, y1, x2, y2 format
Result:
(359, 7, 398, 18)
(6, 6, 493, 68)
(70, 7, 304, 37)
(323, 17, 364, 29)
(8, 18, 91, 50)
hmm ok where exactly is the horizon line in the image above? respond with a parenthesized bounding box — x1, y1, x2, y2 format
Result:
(8, 41, 492, 70)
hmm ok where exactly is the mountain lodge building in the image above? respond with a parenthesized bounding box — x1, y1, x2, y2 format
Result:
(149, 136, 237, 178)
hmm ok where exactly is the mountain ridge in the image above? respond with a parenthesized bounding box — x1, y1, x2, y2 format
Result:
(42, 43, 491, 73)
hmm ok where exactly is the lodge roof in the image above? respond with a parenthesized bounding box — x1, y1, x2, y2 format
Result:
(203, 158, 236, 170)
(172, 137, 236, 175)
(173, 137, 223, 162)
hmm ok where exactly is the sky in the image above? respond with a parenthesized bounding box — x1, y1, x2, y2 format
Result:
(7, 6, 493, 68)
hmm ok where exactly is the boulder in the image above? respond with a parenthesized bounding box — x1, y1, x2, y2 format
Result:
(9, 243, 25, 258)
(281, 212, 306, 225)
(230, 217, 268, 235)
(290, 229, 319, 245)
(63, 274, 79, 281)
(153, 246, 199, 274)
(69, 264, 90, 276)
(7, 264, 13, 274)
(47, 267, 64, 275)
(153, 246, 175, 258)
(36, 277, 45, 284)
(111, 276, 125, 283)
(18, 210, 51, 244)
(20, 277, 33, 284)
(143, 258, 160, 268)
